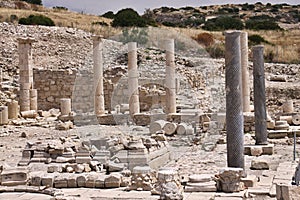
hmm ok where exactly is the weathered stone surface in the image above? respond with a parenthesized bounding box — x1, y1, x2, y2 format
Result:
(1, 168, 28, 186)
(251, 159, 269, 170)
(215, 168, 244, 193)
(104, 173, 122, 188)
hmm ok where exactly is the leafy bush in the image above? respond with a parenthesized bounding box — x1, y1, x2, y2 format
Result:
(245, 19, 281, 30)
(119, 28, 148, 45)
(203, 16, 244, 31)
(193, 33, 214, 47)
(102, 11, 115, 19)
(21, 0, 42, 5)
(112, 8, 147, 27)
(19, 15, 55, 26)
(248, 34, 271, 46)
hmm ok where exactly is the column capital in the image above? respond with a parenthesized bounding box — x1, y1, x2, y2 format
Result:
(17, 37, 36, 44)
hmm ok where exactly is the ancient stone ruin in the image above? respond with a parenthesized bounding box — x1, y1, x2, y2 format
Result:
(0, 26, 300, 200)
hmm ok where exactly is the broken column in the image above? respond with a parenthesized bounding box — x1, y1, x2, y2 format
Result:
(60, 98, 71, 116)
(8, 100, 18, 119)
(164, 39, 176, 114)
(30, 89, 38, 111)
(128, 42, 140, 116)
(18, 38, 35, 112)
(0, 106, 8, 125)
(253, 45, 268, 145)
(282, 100, 294, 113)
(225, 31, 244, 169)
(240, 32, 251, 112)
(92, 35, 105, 115)
(19, 89, 30, 112)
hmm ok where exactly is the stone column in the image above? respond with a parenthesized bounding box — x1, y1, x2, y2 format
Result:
(19, 89, 30, 112)
(60, 98, 71, 116)
(240, 32, 251, 112)
(225, 31, 244, 169)
(18, 38, 35, 112)
(92, 35, 105, 115)
(8, 100, 18, 119)
(0, 106, 8, 125)
(30, 89, 38, 111)
(165, 39, 176, 114)
(253, 45, 268, 145)
(128, 42, 140, 115)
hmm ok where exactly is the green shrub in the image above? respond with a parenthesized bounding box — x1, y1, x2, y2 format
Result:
(245, 19, 281, 30)
(203, 16, 244, 31)
(19, 15, 55, 26)
(21, 0, 42, 5)
(248, 34, 271, 46)
(119, 28, 148, 45)
(112, 8, 147, 27)
(102, 11, 114, 19)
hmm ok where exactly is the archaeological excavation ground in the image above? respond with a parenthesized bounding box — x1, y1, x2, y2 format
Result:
(0, 21, 300, 200)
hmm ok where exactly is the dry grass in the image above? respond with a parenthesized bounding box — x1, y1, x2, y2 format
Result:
(0, 7, 120, 38)
(175, 27, 300, 63)
(0, 6, 299, 63)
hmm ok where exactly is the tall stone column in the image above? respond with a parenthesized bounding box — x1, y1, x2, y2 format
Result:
(18, 38, 35, 111)
(164, 39, 176, 114)
(225, 31, 244, 169)
(92, 35, 105, 115)
(128, 42, 140, 115)
(253, 45, 268, 145)
(240, 32, 251, 112)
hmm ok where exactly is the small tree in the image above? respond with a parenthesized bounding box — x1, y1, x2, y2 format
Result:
(112, 8, 147, 27)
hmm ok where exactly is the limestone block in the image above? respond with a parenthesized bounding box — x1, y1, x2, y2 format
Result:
(30, 172, 43, 186)
(54, 175, 68, 188)
(250, 146, 263, 156)
(104, 173, 122, 188)
(1, 168, 28, 186)
(241, 175, 257, 188)
(67, 174, 77, 188)
(185, 181, 217, 192)
(251, 159, 269, 170)
(76, 175, 86, 187)
(188, 174, 213, 183)
(41, 174, 55, 187)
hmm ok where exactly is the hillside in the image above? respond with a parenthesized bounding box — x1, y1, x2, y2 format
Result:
(0, 0, 117, 37)
(151, 3, 300, 29)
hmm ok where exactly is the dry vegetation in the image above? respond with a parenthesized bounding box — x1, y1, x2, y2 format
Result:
(0, 7, 120, 38)
(0, 4, 299, 63)
(174, 27, 300, 63)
